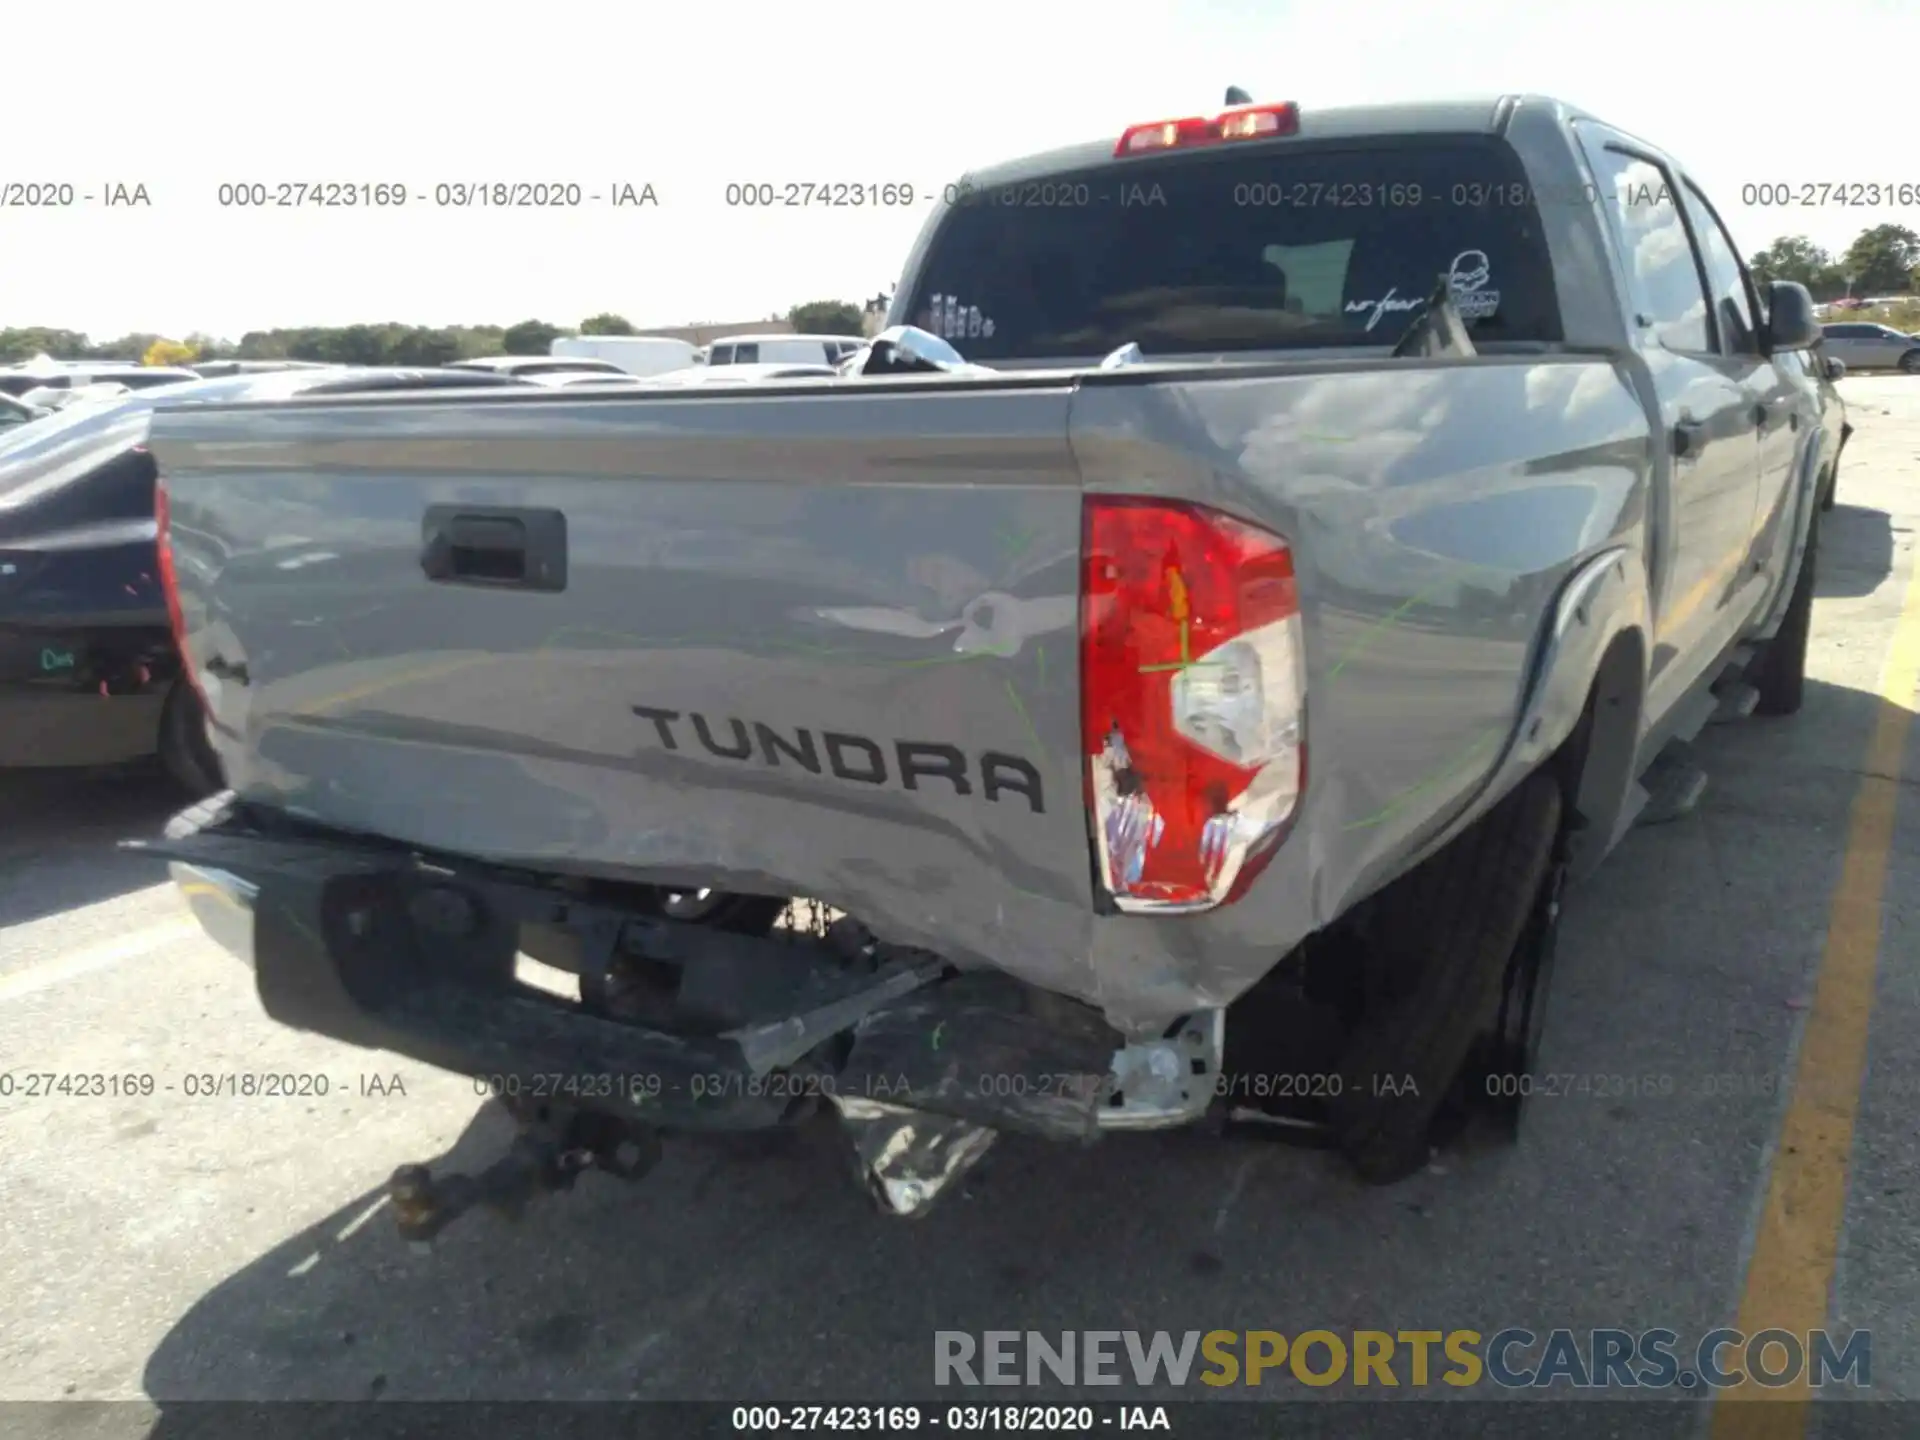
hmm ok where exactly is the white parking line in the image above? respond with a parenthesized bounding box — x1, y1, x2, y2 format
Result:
(0, 919, 201, 1004)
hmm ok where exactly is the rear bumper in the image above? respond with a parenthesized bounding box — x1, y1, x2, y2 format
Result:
(0, 682, 166, 768)
(0, 618, 175, 768)
(148, 800, 1223, 1141)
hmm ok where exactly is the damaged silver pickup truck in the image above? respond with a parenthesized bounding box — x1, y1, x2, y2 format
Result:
(136, 93, 1844, 1235)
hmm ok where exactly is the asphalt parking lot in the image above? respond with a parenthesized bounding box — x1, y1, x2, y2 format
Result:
(1, 380, 1917, 1436)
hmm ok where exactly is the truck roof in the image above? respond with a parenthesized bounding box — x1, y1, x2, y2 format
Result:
(959, 94, 1602, 189)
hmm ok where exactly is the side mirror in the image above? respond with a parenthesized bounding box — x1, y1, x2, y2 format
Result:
(1822, 355, 1847, 381)
(1764, 281, 1821, 352)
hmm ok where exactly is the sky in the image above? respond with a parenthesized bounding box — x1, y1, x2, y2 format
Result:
(6, 0, 1916, 343)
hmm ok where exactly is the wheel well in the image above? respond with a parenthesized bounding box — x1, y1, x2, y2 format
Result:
(1559, 629, 1646, 875)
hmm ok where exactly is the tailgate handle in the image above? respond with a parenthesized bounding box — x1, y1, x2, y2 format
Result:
(421, 506, 567, 592)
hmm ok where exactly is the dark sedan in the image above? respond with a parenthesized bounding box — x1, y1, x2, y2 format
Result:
(0, 366, 535, 790)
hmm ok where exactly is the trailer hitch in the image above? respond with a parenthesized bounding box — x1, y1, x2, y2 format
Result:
(388, 1106, 661, 1248)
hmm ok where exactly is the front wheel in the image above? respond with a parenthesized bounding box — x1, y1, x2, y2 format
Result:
(1750, 505, 1819, 716)
(1899, 351, 1920, 375)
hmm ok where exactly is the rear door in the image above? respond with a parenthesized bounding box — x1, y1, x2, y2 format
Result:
(1674, 177, 1800, 567)
(1576, 132, 1764, 715)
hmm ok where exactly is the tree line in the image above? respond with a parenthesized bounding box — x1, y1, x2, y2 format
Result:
(0, 299, 883, 368)
(1746, 223, 1919, 301)
(7, 220, 1914, 370)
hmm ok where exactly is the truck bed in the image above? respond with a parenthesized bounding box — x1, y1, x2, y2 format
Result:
(149, 361, 1648, 1032)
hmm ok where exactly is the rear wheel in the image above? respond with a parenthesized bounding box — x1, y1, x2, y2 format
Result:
(1751, 505, 1819, 716)
(1472, 827, 1571, 1140)
(1327, 771, 1564, 1184)
(158, 680, 222, 797)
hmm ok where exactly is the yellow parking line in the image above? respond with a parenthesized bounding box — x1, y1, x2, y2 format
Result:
(1711, 541, 1920, 1433)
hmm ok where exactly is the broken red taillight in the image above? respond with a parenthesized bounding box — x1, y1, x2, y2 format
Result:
(154, 476, 207, 710)
(1081, 498, 1306, 913)
(1114, 102, 1300, 157)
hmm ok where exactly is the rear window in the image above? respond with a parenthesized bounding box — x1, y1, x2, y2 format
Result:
(905, 136, 1564, 360)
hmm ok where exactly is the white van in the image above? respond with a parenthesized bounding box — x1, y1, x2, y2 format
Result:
(549, 335, 699, 377)
(703, 334, 868, 367)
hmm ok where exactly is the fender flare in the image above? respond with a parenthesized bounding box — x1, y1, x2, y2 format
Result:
(1478, 544, 1651, 882)
(1752, 425, 1831, 643)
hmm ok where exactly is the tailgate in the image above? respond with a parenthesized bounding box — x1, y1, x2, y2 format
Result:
(149, 385, 1095, 983)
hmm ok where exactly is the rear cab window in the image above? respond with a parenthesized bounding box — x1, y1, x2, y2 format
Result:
(903, 135, 1564, 360)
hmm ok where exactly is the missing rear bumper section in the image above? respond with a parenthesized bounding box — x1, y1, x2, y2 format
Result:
(144, 801, 1223, 1221)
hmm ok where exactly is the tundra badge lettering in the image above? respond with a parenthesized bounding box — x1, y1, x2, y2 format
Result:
(631, 707, 1045, 814)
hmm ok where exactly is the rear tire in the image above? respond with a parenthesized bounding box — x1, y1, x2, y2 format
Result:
(1751, 505, 1819, 717)
(158, 680, 223, 797)
(1327, 771, 1564, 1184)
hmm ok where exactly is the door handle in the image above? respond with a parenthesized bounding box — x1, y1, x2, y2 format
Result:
(421, 506, 568, 591)
(1672, 418, 1707, 458)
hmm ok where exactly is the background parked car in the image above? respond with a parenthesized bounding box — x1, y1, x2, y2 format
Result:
(1820, 321, 1920, 373)
(444, 355, 630, 381)
(526, 372, 654, 388)
(0, 366, 536, 791)
(701, 334, 868, 366)
(642, 362, 843, 387)
(187, 360, 335, 378)
(0, 361, 202, 397)
(18, 382, 132, 412)
(549, 335, 698, 376)
(0, 393, 47, 432)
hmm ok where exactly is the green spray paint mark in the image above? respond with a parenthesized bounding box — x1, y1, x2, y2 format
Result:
(1002, 679, 1045, 754)
(40, 648, 75, 672)
(996, 523, 1038, 561)
(1328, 586, 1441, 681)
(930, 1022, 946, 1052)
(1341, 726, 1504, 832)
